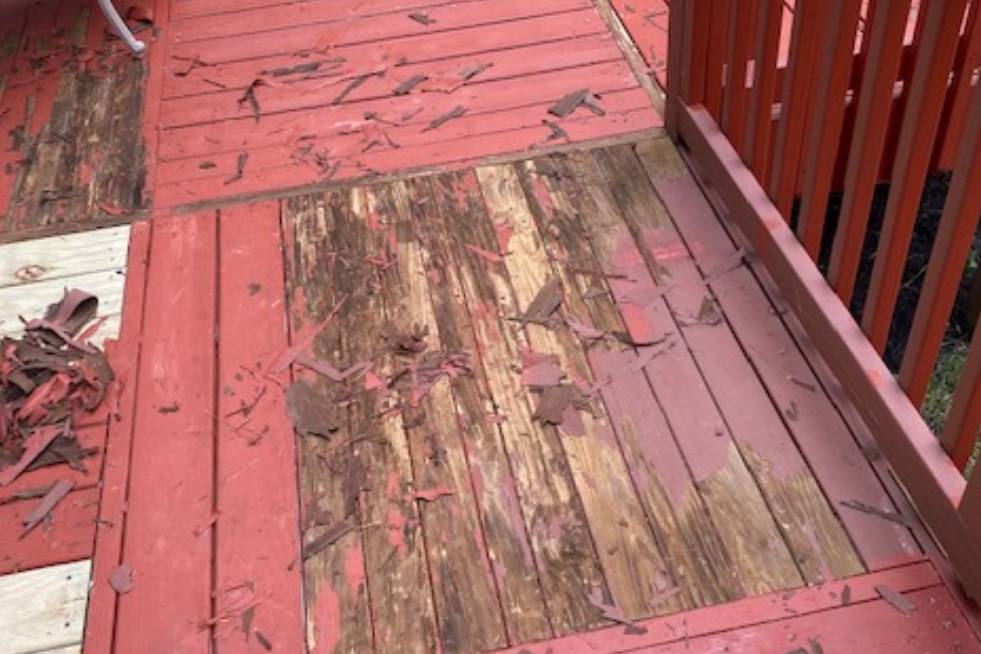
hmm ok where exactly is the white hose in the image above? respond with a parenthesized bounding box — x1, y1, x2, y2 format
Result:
(96, 0, 147, 56)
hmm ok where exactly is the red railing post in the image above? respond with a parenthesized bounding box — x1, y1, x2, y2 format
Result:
(899, 80, 981, 408)
(942, 319, 981, 470)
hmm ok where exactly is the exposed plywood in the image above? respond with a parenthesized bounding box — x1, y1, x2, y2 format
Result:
(0, 560, 90, 654)
(0, 225, 130, 288)
(0, 269, 124, 339)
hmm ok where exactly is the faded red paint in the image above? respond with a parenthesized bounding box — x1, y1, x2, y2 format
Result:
(343, 540, 366, 595)
(310, 583, 342, 654)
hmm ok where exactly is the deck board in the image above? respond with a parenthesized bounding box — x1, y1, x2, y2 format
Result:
(0, 560, 90, 654)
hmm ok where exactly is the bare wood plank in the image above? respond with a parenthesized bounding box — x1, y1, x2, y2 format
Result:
(861, 0, 969, 351)
(114, 212, 217, 652)
(638, 134, 923, 571)
(477, 163, 688, 619)
(0, 225, 130, 289)
(364, 181, 508, 653)
(518, 152, 741, 608)
(410, 170, 605, 636)
(282, 191, 376, 654)
(215, 201, 305, 652)
(597, 143, 864, 583)
(0, 269, 124, 338)
(826, 0, 911, 307)
(0, 560, 90, 654)
(405, 175, 554, 644)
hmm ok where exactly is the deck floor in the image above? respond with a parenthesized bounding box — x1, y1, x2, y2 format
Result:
(82, 136, 974, 653)
(0, 0, 979, 652)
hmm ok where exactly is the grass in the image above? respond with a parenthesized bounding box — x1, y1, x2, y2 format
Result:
(922, 341, 979, 477)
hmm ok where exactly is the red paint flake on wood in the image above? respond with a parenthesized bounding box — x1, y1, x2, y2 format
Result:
(113, 212, 218, 652)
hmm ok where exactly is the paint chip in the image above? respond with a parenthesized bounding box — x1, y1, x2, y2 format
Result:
(109, 564, 134, 594)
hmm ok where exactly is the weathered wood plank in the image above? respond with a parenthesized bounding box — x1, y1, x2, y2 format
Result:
(340, 186, 439, 654)
(635, 135, 922, 570)
(414, 170, 607, 635)
(215, 201, 305, 652)
(405, 175, 554, 645)
(374, 181, 510, 652)
(562, 148, 803, 595)
(477, 163, 684, 619)
(282, 191, 375, 654)
(517, 152, 742, 608)
(0, 224, 130, 288)
(594, 144, 863, 584)
(0, 560, 90, 654)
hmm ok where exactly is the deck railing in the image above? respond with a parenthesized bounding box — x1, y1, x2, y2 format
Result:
(665, 0, 981, 599)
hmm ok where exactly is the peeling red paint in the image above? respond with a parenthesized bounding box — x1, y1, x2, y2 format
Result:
(310, 583, 341, 654)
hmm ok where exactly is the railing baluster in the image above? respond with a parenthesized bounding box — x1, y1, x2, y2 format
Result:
(743, 0, 782, 183)
(900, 81, 981, 408)
(861, 0, 968, 353)
(934, 0, 981, 170)
(767, 2, 824, 218)
(667, 0, 711, 139)
(720, 0, 755, 154)
(827, 0, 911, 307)
(942, 319, 981, 470)
(796, 0, 862, 259)
(704, 0, 730, 121)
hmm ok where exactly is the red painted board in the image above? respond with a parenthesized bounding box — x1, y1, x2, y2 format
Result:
(608, 0, 669, 85)
(637, 585, 979, 653)
(172, 0, 489, 42)
(160, 55, 636, 129)
(157, 85, 649, 180)
(172, 0, 479, 21)
(0, 423, 107, 505)
(0, 486, 99, 575)
(113, 212, 218, 653)
(163, 10, 607, 99)
(167, 0, 589, 65)
(83, 220, 152, 654)
(156, 108, 658, 208)
(214, 201, 305, 652)
(489, 560, 941, 654)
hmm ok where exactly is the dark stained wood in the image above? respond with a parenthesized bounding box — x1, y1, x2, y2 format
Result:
(406, 176, 554, 644)
(332, 186, 439, 654)
(414, 169, 607, 635)
(364, 181, 508, 653)
(476, 162, 694, 618)
(2, 55, 147, 237)
(282, 192, 376, 654)
(517, 152, 741, 608)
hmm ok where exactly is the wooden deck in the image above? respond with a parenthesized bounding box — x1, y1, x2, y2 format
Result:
(0, 0, 979, 652)
(80, 135, 979, 653)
